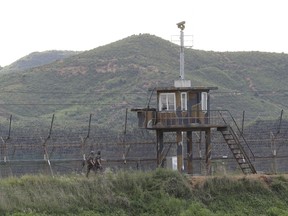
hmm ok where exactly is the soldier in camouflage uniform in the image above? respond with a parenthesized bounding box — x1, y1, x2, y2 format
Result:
(94, 150, 103, 171)
(86, 150, 103, 177)
(86, 151, 95, 177)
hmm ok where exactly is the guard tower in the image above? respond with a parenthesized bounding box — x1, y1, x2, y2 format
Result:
(132, 22, 256, 175)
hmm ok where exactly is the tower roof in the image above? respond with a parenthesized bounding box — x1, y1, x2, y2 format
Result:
(151, 86, 218, 93)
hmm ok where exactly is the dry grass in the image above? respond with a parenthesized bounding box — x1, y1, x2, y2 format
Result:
(189, 173, 288, 189)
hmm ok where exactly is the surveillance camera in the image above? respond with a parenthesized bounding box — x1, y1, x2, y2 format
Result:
(177, 21, 185, 26)
(176, 21, 185, 30)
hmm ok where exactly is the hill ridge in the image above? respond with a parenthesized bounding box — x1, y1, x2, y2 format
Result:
(0, 34, 287, 125)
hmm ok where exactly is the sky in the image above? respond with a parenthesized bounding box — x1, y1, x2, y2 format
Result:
(0, 0, 288, 67)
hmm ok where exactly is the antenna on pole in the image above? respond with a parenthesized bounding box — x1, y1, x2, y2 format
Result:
(177, 21, 185, 80)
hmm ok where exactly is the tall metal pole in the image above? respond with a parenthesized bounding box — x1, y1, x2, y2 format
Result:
(176, 21, 186, 172)
(177, 21, 185, 80)
(180, 29, 184, 80)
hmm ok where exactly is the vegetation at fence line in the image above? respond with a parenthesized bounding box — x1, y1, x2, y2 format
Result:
(1, 169, 288, 215)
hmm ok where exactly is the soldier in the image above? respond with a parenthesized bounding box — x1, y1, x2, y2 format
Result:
(94, 150, 103, 172)
(86, 150, 103, 177)
(86, 151, 96, 177)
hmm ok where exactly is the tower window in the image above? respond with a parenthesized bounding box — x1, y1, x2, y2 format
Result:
(181, 92, 187, 110)
(159, 93, 176, 111)
(201, 92, 207, 112)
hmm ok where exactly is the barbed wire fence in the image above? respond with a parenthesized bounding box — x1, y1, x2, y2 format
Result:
(0, 94, 287, 177)
(0, 108, 286, 178)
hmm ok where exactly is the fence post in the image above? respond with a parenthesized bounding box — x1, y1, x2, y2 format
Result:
(42, 114, 55, 177)
(0, 115, 13, 177)
(122, 108, 129, 164)
(277, 110, 283, 134)
(270, 110, 284, 174)
(241, 111, 245, 135)
(80, 114, 92, 172)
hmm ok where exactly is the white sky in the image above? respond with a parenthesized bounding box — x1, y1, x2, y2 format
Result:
(0, 0, 288, 66)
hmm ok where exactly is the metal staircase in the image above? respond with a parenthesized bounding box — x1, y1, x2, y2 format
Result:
(218, 126, 257, 174)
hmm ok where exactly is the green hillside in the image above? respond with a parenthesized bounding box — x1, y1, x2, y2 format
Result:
(0, 34, 287, 128)
(0, 50, 81, 73)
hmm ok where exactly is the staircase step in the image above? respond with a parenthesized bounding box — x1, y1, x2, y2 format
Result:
(225, 140, 235, 143)
(229, 146, 239, 150)
(240, 164, 250, 167)
(242, 168, 253, 172)
(217, 127, 228, 131)
(230, 149, 240, 153)
(233, 151, 242, 154)
(223, 133, 232, 136)
(234, 154, 243, 157)
(239, 162, 249, 166)
(236, 159, 246, 163)
(219, 126, 256, 175)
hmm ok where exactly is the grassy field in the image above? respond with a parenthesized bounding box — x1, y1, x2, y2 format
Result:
(1, 169, 288, 215)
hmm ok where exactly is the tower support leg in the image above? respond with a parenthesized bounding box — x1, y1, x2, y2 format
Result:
(176, 131, 183, 172)
(156, 130, 164, 167)
(187, 131, 193, 174)
(205, 129, 212, 175)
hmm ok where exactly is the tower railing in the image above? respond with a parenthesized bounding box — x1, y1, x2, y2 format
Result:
(152, 110, 229, 127)
(138, 109, 255, 160)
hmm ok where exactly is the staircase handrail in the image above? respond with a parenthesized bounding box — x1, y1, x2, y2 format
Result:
(227, 125, 257, 173)
(217, 110, 255, 160)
